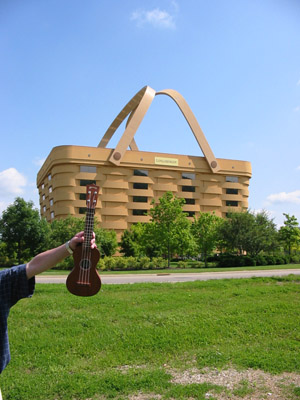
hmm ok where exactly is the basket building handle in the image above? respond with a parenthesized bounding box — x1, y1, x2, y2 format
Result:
(98, 86, 220, 173)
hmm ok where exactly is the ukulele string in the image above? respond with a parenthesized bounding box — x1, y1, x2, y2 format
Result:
(82, 207, 94, 285)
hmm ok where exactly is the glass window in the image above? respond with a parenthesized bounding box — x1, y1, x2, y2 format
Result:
(50, 211, 55, 219)
(42, 194, 45, 201)
(182, 173, 195, 180)
(185, 198, 195, 205)
(80, 166, 97, 173)
(186, 211, 195, 217)
(132, 209, 148, 216)
(182, 186, 195, 192)
(80, 193, 87, 200)
(48, 174, 52, 181)
(80, 179, 96, 186)
(49, 186, 52, 193)
(226, 200, 238, 207)
(226, 176, 238, 183)
(133, 182, 148, 190)
(41, 183, 44, 190)
(226, 188, 238, 195)
(50, 199, 53, 206)
(134, 169, 148, 176)
(133, 196, 148, 203)
(43, 206, 46, 212)
(79, 207, 87, 214)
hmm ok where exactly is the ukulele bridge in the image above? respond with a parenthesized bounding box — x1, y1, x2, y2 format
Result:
(76, 281, 91, 286)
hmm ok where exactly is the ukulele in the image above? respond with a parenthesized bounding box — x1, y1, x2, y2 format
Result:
(66, 184, 101, 297)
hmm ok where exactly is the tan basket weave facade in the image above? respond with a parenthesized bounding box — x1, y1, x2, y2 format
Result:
(37, 86, 251, 239)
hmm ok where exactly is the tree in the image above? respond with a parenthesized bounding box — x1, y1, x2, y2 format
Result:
(191, 212, 223, 267)
(120, 223, 145, 257)
(0, 197, 50, 264)
(97, 227, 118, 257)
(217, 210, 277, 258)
(278, 214, 300, 262)
(147, 192, 195, 266)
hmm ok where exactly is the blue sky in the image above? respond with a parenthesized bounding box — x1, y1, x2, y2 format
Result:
(0, 0, 299, 226)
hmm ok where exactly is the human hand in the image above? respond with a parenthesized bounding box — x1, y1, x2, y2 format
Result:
(69, 231, 97, 251)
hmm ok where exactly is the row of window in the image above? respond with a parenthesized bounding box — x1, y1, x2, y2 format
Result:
(41, 169, 239, 190)
(77, 208, 196, 217)
(79, 167, 239, 184)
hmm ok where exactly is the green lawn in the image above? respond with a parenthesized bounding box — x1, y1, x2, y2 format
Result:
(2, 275, 300, 399)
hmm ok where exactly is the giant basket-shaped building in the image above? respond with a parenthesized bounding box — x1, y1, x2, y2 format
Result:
(37, 86, 252, 239)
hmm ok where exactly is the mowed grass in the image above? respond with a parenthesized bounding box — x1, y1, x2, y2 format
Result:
(2, 275, 300, 399)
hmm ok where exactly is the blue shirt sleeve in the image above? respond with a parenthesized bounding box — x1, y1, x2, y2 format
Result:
(0, 264, 35, 308)
(0, 264, 35, 374)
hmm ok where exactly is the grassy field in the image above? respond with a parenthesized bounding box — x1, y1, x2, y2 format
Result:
(2, 275, 300, 399)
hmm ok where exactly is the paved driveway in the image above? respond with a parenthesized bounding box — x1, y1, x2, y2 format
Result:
(37, 269, 300, 285)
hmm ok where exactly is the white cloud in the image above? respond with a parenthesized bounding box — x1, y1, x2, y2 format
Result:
(0, 168, 27, 196)
(293, 105, 300, 112)
(266, 190, 300, 205)
(0, 168, 28, 215)
(297, 165, 300, 171)
(131, 7, 176, 29)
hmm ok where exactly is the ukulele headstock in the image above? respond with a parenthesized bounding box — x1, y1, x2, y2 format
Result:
(86, 184, 99, 210)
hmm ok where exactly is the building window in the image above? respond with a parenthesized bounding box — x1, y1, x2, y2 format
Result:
(50, 211, 55, 219)
(48, 174, 52, 181)
(49, 186, 52, 193)
(79, 207, 87, 214)
(182, 186, 195, 193)
(133, 182, 148, 190)
(134, 169, 148, 176)
(50, 199, 53, 206)
(226, 176, 238, 183)
(133, 196, 148, 203)
(226, 200, 238, 207)
(186, 211, 195, 217)
(41, 183, 44, 190)
(43, 206, 46, 213)
(80, 179, 96, 186)
(182, 173, 195, 180)
(80, 166, 97, 173)
(132, 209, 148, 216)
(185, 198, 195, 205)
(42, 194, 45, 201)
(80, 193, 87, 200)
(226, 188, 238, 195)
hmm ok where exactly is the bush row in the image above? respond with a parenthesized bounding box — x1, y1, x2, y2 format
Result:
(215, 254, 289, 268)
(98, 256, 168, 271)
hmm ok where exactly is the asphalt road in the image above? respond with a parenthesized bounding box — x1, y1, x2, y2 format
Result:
(36, 269, 300, 285)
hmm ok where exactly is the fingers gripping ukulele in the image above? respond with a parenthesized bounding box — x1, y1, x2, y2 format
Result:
(66, 185, 101, 296)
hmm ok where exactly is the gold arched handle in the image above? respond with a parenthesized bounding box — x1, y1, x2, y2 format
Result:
(98, 86, 219, 172)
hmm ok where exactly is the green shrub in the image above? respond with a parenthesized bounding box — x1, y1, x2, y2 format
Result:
(177, 260, 188, 269)
(138, 256, 151, 270)
(113, 257, 128, 271)
(256, 255, 267, 266)
(103, 256, 116, 270)
(291, 254, 300, 264)
(97, 258, 107, 271)
(152, 257, 168, 269)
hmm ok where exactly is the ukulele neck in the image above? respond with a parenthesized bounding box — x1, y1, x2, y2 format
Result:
(83, 208, 95, 248)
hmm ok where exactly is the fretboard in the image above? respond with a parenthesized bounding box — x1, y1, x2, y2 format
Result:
(83, 208, 95, 248)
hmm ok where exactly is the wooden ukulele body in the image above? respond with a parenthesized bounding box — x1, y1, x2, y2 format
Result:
(66, 244, 101, 297)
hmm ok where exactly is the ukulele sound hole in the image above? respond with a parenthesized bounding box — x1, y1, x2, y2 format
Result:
(80, 259, 91, 270)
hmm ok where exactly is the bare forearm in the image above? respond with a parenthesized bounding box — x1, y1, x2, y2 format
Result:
(25, 231, 96, 280)
(26, 244, 69, 279)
